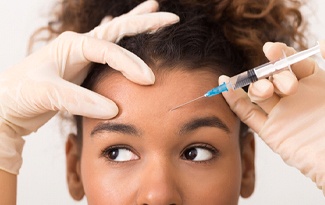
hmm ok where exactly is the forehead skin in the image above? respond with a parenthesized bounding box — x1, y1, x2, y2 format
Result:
(81, 69, 243, 204)
(94, 69, 238, 126)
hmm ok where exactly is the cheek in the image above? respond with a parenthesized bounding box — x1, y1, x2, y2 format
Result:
(79, 137, 140, 204)
(80, 170, 129, 204)
(181, 144, 242, 204)
(213, 152, 242, 203)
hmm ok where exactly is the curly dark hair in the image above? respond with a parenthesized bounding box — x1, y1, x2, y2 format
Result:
(31, 0, 307, 69)
(31, 0, 307, 146)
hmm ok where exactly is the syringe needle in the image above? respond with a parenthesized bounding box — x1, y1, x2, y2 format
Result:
(170, 45, 320, 112)
(170, 95, 205, 111)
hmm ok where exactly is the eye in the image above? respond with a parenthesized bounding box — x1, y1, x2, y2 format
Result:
(181, 145, 219, 162)
(102, 146, 139, 162)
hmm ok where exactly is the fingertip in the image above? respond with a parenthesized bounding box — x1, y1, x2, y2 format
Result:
(99, 44, 155, 85)
(145, 67, 156, 84)
(86, 97, 119, 119)
(123, 64, 156, 85)
(262, 42, 293, 61)
(263, 42, 274, 54)
(79, 90, 119, 119)
(154, 12, 180, 26)
(218, 75, 233, 99)
(128, 0, 159, 15)
(218, 75, 230, 84)
(147, 0, 159, 12)
(54, 80, 119, 119)
(319, 40, 325, 59)
(119, 50, 156, 85)
(249, 79, 274, 99)
(169, 13, 180, 24)
(219, 76, 245, 102)
(100, 16, 113, 25)
(272, 71, 298, 95)
(146, 0, 159, 9)
(77, 94, 119, 119)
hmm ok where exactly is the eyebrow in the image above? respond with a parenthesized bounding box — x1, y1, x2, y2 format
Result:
(91, 116, 230, 137)
(91, 122, 141, 137)
(179, 116, 230, 135)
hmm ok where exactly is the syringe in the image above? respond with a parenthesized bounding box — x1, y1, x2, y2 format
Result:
(170, 44, 321, 111)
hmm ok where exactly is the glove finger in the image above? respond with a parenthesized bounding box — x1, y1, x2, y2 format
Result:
(270, 70, 298, 96)
(51, 32, 155, 85)
(82, 37, 155, 85)
(42, 78, 118, 119)
(320, 40, 325, 58)
(263, 42, 317, 79)
(248, 79, 280, 114)
(219, 75, 267, 133)
(127, 0, 159, 15)
(100, 16, 113, 25)
(89, 12, 179, 42)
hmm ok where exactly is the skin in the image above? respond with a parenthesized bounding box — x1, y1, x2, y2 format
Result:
(66, 68, 255, 205)
(0, 170, 16, 205)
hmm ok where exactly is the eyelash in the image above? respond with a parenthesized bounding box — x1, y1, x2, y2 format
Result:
(101, 144, 220, 164)
(100, 145, 139, 164)
(180, 143, 220, 164)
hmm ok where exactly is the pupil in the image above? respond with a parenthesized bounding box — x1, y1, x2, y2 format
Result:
(185, 148, 197, 160)
(109, 149, 119, 160)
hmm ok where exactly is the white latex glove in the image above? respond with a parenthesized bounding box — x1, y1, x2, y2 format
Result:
(0, 0, 179, 174)
(219, 41, 325, 195)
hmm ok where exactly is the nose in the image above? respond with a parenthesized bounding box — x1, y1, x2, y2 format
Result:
(136, 158, 182, 205)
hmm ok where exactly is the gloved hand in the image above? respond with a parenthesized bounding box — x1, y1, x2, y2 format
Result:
(219, 41, 325, 195)
(0, 0, 179, 174)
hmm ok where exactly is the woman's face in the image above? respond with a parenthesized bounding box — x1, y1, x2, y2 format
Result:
(66, 69, 255, 204)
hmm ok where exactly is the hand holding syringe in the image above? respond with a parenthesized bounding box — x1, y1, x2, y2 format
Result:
(220, 41, 325, 195)
(171, 43, 321, 110)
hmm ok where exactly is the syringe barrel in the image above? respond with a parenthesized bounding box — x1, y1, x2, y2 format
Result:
(229, 69, 258, 90)
(254, 61, 286, 79)
(227, 44, 320, 91)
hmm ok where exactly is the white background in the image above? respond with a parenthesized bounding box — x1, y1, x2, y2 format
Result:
(0, 0, 325, 204)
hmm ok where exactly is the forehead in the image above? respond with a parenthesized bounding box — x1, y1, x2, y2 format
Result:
(88, 68, 239, 135)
